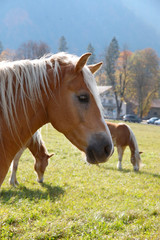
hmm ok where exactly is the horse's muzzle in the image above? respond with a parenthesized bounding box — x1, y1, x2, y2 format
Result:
(86, 132, 114, 164)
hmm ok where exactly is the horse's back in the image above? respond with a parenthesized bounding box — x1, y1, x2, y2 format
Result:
(106, 122, 130, 147)
(116, 123, 130, 146)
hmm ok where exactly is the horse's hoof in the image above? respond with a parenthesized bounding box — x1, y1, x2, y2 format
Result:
(117, 163, 122, 170)
(134, 168, 139, 172)
(37, 178, 44, 183)
(118, 167, 122, 171)
(9, 179, 19, 187)
(15, 180, 19, 185)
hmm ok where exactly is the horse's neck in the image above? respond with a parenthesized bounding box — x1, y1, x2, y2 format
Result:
(1, 95, 48, 163)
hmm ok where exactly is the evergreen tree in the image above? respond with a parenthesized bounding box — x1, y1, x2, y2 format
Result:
(105, 37, 120, 119)
(58, 36, 68, 52)
(87, 43, 96, 64)
(105, 37, 119, 78)
(0, 41, 3, 54)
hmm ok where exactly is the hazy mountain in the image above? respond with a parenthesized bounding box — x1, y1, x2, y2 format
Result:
(0, 0, 160, 57)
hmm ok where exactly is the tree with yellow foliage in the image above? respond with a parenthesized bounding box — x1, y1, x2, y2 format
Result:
(0, 49, 16, 61)
(127, 48, 159, 118)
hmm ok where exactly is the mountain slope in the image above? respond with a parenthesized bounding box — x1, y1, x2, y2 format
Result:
(0, 0, 160, 56)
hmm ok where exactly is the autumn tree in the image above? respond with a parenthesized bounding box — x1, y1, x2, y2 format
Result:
(116, 49, 132, 104)
(128, 48, 159, 118)
(16, 40, 51, 59)
(58, 36, 68, 52)
(87, 43, 96, 64)
(0, 49, 16, 61)
(95, 71, 108, 86)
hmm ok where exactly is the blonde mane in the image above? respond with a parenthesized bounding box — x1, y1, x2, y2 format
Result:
(128, 125, 139, 156)
(32, 130, 44, 148)
(0, 52, 102, 132)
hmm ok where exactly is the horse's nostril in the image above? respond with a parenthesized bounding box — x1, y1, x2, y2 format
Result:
(104, 143, 114, 157)
(104, 145, 110, 157)
(104, 146, 108, 154)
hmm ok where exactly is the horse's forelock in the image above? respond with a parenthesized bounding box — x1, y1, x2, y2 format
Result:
(82, 66, 103, 117)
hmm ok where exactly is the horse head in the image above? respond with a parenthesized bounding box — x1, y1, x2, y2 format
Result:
(46, 53, 114, 164)
(34, 153, 54, 183)
(131, 151, 143, 171)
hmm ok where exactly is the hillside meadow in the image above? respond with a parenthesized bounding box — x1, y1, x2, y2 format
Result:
(0, 122, 160, 239)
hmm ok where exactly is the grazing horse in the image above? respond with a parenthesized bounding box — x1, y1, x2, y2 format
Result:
(106, 121, 142, 171)
(0, 52, 114, 188)
(9, 131, 53, 186)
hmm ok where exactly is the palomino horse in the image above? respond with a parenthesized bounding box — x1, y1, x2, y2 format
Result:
(9, 131, 53, 186)
(106, 121, 142, 171)
(0, 52, 114, 188)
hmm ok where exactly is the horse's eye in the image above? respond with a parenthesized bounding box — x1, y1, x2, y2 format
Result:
(77, 94, 89, 104)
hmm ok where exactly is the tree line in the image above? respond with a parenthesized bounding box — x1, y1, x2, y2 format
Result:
(0, 36, 96, 62)
(0, 36, 160, 119)
(102, 37, 160, 119)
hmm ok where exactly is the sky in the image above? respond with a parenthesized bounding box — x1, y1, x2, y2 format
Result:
(0, 0, 160, 56)
(122, 0, 160, 36)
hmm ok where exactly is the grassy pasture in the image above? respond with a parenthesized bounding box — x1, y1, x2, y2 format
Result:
(0, 122, 160, 239)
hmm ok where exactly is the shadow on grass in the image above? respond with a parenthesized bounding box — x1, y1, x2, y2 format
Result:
(136, 170, 160, 179)
(0, 183, 65, 204)
(101, 165, 131, 173)
(101, 165, 160, 178)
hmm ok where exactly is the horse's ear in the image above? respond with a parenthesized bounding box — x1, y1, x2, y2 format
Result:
(88, 62, 103, 74)
(75, 53, 92, 72)
(139, 151, 143, 155)
(48, 153, 54, 159)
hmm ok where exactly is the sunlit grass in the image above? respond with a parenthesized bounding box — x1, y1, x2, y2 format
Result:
(0, 122, 160, 239)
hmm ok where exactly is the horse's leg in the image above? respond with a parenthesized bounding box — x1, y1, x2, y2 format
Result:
(9, 148, 25, 187)
(117, 146, 125, 170)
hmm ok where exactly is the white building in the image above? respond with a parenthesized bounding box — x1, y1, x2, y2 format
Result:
(97, 86, 126, 119)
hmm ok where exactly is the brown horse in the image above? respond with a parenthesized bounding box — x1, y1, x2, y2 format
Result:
(106, 121, 142, 171)
(9, 131, 53, 186)
(0, 52, 114, 188)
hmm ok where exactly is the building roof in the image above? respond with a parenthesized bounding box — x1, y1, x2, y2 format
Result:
(97, 86, 112, 94)
(151, 99, 160, 108)
(129, 99, 160, 108)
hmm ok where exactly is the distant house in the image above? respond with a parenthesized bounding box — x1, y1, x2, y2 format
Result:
(126, 99, 160, 119)
(147, 99, 160, 118)
(97, 86, 126, 119)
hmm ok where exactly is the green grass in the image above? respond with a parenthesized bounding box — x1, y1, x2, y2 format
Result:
(0, 122, 160, 239)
